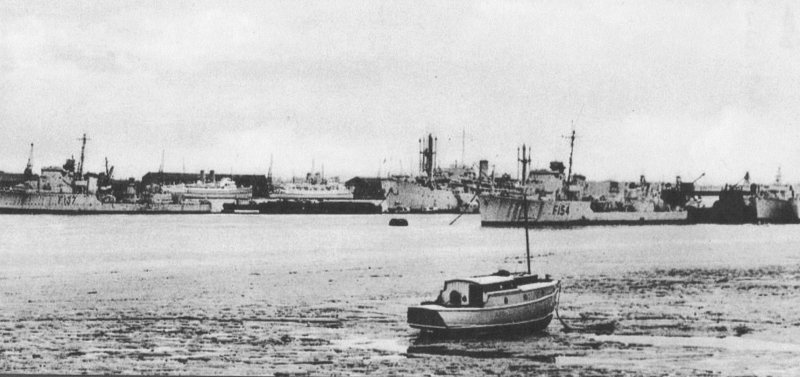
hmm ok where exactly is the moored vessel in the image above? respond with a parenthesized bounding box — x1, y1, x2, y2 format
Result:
(162, 173, 252, 201)
(480, 135, 688, 227)
(688, 172, 798, 224)
(407, 272, 559, 333)
(0, 136, 211, 214)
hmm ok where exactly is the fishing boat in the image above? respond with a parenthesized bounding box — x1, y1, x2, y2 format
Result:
(407, 145, 560, 334)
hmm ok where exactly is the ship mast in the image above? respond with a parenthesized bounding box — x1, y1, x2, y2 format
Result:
(159, 149, 165, 184)
(420, 134, 435, 186)
(24, 143, 34, 178)
(518, 144, 531, 185)
(461, 127, 465, 168)
(76, 134, 89, 178)
(566, 128, 576, 184)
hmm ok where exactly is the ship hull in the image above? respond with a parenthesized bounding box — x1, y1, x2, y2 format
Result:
(222, 199, 384, 214)
(0, 192, 211, 214)
(383, 180, 460, 213)
(688, 195, 798, 224)
(184, 190, 252, 200)
(754, 197, 796, 223)
(479, 195, 687, 227)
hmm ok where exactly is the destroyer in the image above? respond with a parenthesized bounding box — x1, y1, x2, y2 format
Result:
(0, 136, 211, 214)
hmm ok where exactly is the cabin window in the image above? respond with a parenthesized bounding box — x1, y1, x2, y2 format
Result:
(504, 297, 508, 304)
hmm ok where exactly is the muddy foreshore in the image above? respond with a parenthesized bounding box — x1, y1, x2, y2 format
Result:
(2, 215, 800, 376)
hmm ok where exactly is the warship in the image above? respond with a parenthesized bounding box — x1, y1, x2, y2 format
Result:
(0, 136, 211, 214)
(480, 132, 688, 227)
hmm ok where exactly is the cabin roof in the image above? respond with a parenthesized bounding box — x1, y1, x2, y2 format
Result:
(446, 275, 514, 286)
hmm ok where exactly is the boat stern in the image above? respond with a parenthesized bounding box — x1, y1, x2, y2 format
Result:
(407, 305, 448, 331)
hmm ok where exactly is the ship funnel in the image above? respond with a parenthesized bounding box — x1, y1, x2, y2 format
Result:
(210, 170, 216, 183)
(200, 170, 206, 183)
(479, 160, 489, 181)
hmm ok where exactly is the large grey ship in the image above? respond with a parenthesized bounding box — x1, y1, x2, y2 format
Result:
(0, 136, 211, 214)
(480, 133, 688, 227)
(381, 134, 461, 213)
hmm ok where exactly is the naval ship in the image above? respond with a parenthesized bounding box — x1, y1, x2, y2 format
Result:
(479, 133, 688, 227)
(0, 136, 211, 214)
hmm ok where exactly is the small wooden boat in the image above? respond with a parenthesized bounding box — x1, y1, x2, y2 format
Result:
(408, 145, 560, 334)
(407, 272, 559, 333)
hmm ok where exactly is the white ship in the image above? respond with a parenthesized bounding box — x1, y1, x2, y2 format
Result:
(162, 176, 252, 200)
(271, 172, 353, 200)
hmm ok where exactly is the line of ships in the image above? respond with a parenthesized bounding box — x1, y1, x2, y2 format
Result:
(2, 133, 800, 226)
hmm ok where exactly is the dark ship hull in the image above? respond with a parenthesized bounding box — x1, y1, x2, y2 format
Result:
(687, 191, 797, 224)
(0, 191, 211, 214)
(222, 199, 383, 214)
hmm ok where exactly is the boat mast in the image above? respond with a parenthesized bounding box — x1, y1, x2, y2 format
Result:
(518, 144, 532, 275)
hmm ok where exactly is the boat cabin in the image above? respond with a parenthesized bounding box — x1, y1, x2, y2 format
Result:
(434, 273, 550, 308)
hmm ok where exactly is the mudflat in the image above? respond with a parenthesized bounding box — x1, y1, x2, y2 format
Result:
(1, 214, 799, 376)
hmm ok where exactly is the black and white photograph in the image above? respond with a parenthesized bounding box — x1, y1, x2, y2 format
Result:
(1, 1, 800, 375)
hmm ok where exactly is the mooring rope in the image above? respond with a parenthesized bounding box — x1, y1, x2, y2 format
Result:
(554, 282, 577, 332)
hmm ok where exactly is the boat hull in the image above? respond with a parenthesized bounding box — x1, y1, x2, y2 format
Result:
(408, 282, 559, 333)
(479, 195, 687, 227)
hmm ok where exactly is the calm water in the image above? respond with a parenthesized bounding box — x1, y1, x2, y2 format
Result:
(1, 214, 800, 375)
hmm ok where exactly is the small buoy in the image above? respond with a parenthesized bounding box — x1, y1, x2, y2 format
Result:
(389, 218, 408, 226)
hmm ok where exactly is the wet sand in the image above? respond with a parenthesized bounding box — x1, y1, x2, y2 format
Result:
(1, 215, 800, 375)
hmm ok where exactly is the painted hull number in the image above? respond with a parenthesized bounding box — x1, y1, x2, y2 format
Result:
(552, 203, 570, 216)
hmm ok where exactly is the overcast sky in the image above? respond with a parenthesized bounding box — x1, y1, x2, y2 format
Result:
(1, 1, 799, 184)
